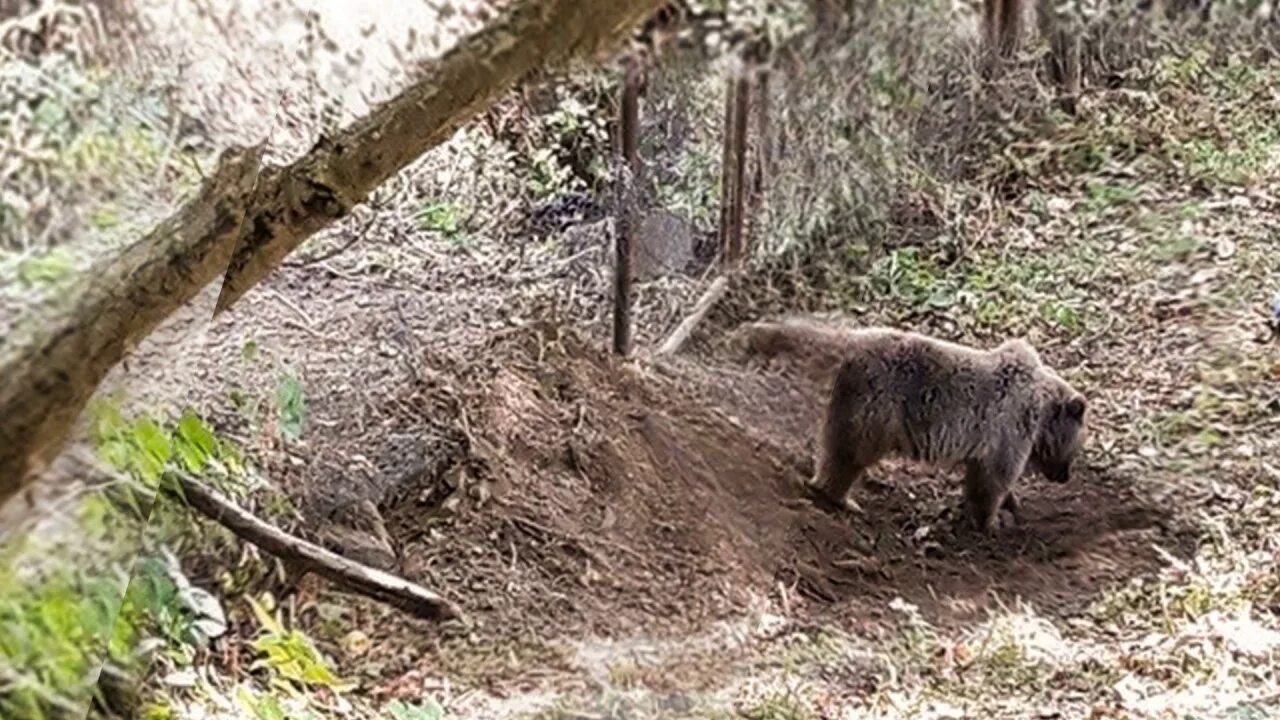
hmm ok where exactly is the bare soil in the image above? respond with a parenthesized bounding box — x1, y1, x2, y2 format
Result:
(292, 316, 1188, 696)
(98, 220, 1201, 704)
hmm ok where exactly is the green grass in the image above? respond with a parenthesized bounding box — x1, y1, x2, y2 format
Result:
(415, 202, 468, 239)
(13, 248, 77, 288)
(0, 393, 418, 719)
(853, 239, 1108, 340)
(1, 55, 202, 253)
(0, 522, 132, 719)
(1080, 180, 1141, 217)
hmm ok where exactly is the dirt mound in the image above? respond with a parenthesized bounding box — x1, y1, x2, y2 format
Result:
(386, 336, 806, 644)
(368, 326, 1183, 682)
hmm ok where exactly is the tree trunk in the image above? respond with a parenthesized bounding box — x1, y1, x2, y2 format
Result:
(984, 0, 1030, 60)
(0, 0, 668, 504)
(811, 0, 840, 48)
(1038, 0, 1082, 113)
(749, 68, 771, 217)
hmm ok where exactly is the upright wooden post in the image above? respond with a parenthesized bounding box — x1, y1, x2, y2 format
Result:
(717, 74, 738, 263)
(612, 57, 643, 357)
(718, 67, 751, 266)
(812, 0, 840, 47)
(727, 72, 750, 264)
(749, 67, 771, 219)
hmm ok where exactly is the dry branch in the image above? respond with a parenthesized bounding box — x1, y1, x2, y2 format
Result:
(0, 0, 668, 503)
(172, 473, 466, 623)
(655, 275, 731, 356)
(1037, 0, 1081, 112)
(0, 148, 262, 503)
(214, 0, 667, 313)
(983, 0, 1029, 59)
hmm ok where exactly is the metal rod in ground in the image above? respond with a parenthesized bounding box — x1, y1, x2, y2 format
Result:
(613, 57, 643, 357)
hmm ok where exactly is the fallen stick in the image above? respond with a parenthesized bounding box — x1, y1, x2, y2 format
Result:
(171, 473, 466, 624)
(655, 274, 731, 356)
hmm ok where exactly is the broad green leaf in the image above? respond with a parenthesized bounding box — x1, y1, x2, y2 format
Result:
(276, 374, 307, 441)
(175, 411, 217, 473)
(133, 419, 173, 464)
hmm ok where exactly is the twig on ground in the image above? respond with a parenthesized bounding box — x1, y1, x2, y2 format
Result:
(283, 231, 368, 268)
(152, 110, 184, 188)
(284, 211, 381, 268)
(264, 287, 320, 333)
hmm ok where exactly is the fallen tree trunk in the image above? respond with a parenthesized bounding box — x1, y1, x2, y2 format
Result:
(0, 0, 667, 504)
(172, 473, 466, 623)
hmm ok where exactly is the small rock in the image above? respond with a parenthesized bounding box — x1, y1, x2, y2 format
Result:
(162, 670, 199, 687)
(1189, 268, 1217, 285)
(341, 629, 372, 659)
(923, 700, 965, 719)
(1112, 673, 1148, 707)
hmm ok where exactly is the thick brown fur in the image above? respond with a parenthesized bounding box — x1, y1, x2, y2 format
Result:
(740, 319, 1089, 533)
(737, 316, 864, 374)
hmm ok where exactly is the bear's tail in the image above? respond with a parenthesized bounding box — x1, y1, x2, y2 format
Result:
(735, 317, 859, 366)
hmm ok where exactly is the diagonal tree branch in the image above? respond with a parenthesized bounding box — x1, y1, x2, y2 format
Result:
(0, 148, 262, 504)
(0, 0, 668, 505)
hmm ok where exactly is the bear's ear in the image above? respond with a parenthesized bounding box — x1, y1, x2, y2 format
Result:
(1063, 395, 1086, 421)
